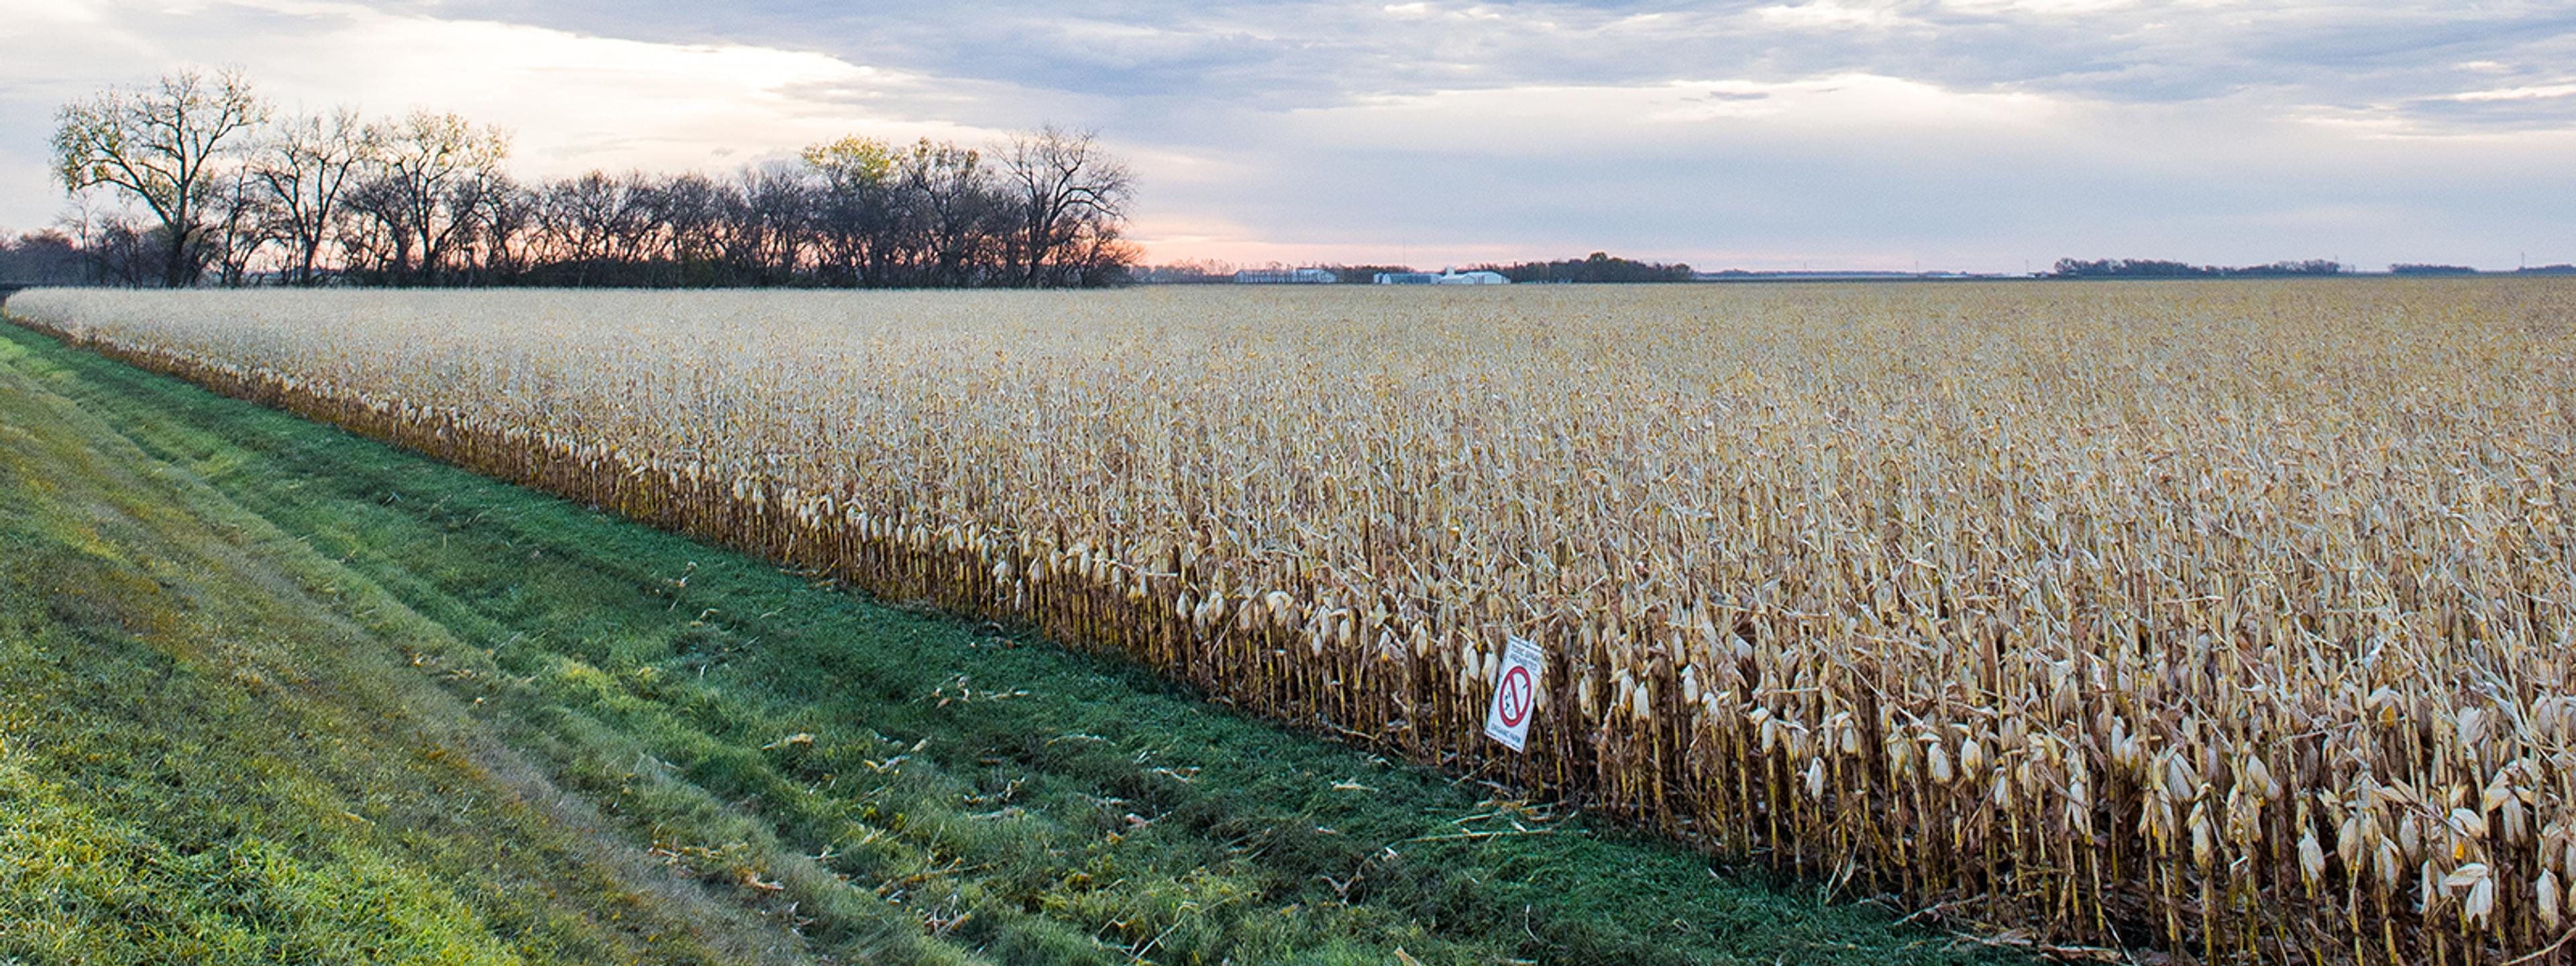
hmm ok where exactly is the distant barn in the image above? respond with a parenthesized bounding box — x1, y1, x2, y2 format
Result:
(1234, 268, 1340, 284)
(1375, 269, 1509, 285)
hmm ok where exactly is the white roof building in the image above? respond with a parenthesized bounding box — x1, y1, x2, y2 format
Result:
(1374, 268, 1511, 285)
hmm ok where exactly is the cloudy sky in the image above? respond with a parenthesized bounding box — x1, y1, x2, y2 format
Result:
(5, 0, 2575, 271)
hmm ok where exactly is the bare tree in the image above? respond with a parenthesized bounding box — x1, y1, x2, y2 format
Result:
(254, 107, 374, 286)
(1001, 125, 1132, 286)
(725, 164, 811, 284)
(201, 162, 278, 285)
(465, 176, 538, 283)
(535, 171, 635, 284)
(899, 138, 1006, 286)
(50, 67, 269, 287)
(335, 174, 406, 280)
(359, 109, 510, 284)
(54, 199, 160, 286)
(643, 172, 731, 285)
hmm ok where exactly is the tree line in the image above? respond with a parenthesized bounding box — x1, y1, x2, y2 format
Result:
(1476, 252, 1693, 283)
(39, 68, 1138, 288)
(2048, 258, 2343, 279)
(1132, 251, 1693, 284)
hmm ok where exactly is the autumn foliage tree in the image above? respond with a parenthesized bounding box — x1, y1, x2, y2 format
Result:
(50, 68, 268, 287)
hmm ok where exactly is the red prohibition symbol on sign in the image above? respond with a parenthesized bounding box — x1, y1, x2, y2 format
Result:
(1495, 665, 1534, 728)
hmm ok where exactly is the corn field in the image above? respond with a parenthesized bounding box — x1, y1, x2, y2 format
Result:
(13, 281, 2576, 963)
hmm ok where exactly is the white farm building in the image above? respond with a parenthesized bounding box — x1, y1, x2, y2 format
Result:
(1374, 269, 1511, 285)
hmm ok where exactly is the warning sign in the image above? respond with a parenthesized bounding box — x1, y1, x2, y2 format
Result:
(1483, 635, 1545, 752)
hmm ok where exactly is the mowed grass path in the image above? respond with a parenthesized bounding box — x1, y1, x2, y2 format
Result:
(0, 319, 2017, 965)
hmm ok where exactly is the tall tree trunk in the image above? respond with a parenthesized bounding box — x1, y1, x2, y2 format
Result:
(164, 227, 193, 288)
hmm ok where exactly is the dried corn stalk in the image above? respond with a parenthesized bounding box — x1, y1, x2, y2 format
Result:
(15, 279, 2576, 963)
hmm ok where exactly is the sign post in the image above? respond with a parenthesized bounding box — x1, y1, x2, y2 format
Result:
(1483, 635, 1544, 752)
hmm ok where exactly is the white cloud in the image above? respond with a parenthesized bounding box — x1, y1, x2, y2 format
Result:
(2447, 82, 2576, 103)
(209, 7, 1016, 176)
(1935, 0, 2145, 15)
(1279, 73, 2065, 154)
(1754, 2, 1911, 31)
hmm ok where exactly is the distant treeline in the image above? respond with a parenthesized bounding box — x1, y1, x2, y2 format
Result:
(36, 68, 1137, 289)
(2402, 264, 2576, 276)
(1474, 252, 1694, 283)
(2051, 258, 2575, 278)
(2049, 258, 2344, 278)
(0, 231, 86, 286)
(1136, 251, 1692, 284)
(1131, 262, 1435, 285)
